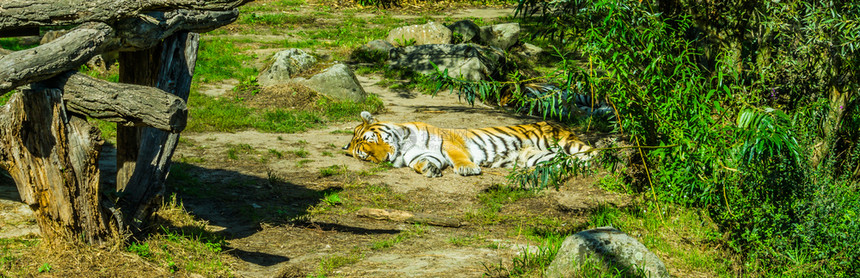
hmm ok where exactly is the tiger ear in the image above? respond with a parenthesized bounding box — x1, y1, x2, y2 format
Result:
(361, 111, 375, 124)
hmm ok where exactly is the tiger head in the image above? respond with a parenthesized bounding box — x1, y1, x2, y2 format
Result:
(343, 111, 395, 163)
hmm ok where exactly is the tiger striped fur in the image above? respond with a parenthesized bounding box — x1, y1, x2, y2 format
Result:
(343, 111, 595, 177)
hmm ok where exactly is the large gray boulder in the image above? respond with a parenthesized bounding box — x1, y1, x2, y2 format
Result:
(386, 21, 452, 47)
(479, 23, 521, 50)
(546, 226, 670, 278)
(259, 48, 317, 86)
(296, 63, 367, 103)
(447, 20, 482, 44)
(389, 44, 504, 81)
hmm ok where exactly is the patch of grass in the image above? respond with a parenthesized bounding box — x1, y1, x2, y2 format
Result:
(596, 173, 631, 194)
(127, 242, 152, 259)
(295, 159, 312, 168)
(589, 204, 620, 228)
(321, 151, 334, 157)
(37, 263, 51, 273)
(329, 129, 353, 135)
(371, 224, 427, 250)
(358, 161, 394, 176)
(448, 236, 482, 247)
(239, 13, 316, 26)
(288, 147, 310, 158)
(282, 39, 324, 49)
(90, 118, 117, 144)
(186, 90, 323, 133)
(318, 94, 386, 122)
(479, 185, 536, 212)
(226, 143, 255, 160)
(0, 238, 39, 276)
(379, 68, 438, 94)
(0, 91, 14, 106)
(312, 250, 363, 278)
(194, 38, 257, 83)
(322, 191, 342, 206)
(268, 149, 284, 159)
(133, 195, 233, 276)
(483, 232, 567, 277)
(0, 37, 37, 51)
(319, 165, 348, 177)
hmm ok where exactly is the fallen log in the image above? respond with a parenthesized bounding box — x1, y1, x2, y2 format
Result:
(0, 0, 246, 31)
(31, 72, 187, 132)
(356, 207, 462, 227)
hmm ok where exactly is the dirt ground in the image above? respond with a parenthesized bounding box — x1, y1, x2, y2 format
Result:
(172, 74, 629, 277)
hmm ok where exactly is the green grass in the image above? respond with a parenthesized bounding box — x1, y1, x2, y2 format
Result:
(0, 238, 39, 276)
(239, 13, 316, 26)
(186, 91, 383, 133)
(239, 0, 306, 13)
(0, 38, 37, 51)
(311, 250, 364, 278)
(194, 38, 257, 83)
(0, 91, 13, 106)
(226, 143, 255, 160)
(319, 165, 348, 177)
(289, 147, 310, 158)
(483, 232, 566, 277)
(370, 224, 427, 250)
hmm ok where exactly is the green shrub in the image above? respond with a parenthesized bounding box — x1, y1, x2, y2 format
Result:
(439, 0, 860, 276)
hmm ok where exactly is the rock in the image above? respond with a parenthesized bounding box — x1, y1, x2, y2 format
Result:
(351, 39, 394, 63)
(387, 21, 452, 47)
(297, 63, 367, 103)
(479, 23, 521, 50)
(447, 20, 482, 44)
(389, 44, 504, 81)
(259, 48, 317, 87)
(514, 43, 545, 60)
(546, 226, 670, 278)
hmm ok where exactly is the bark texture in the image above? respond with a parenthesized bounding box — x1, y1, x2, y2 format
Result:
(32, 72, 188, 132)
(0, 89, 113, 245)
(116, 32, 199, 234)
(0, 0, 246, 30)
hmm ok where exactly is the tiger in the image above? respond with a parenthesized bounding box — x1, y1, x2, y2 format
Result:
(343, 111, 595, 177)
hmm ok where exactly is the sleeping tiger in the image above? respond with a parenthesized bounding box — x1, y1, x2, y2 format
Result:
(343, 111, 595, 177)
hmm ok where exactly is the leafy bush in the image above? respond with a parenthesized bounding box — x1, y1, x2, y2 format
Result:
(435, 0, 860, 276)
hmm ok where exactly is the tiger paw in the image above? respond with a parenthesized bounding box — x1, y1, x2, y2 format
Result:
(422, 164, 443, 178)
(413, 161, 443, 177)
(454, 165, 482, 176)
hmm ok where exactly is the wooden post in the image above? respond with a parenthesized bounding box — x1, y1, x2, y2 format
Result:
(116, 45, 161, 193)
(115, 32, 197, 234)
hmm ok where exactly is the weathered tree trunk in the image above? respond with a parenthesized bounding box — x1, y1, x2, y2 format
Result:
(116, 46, 161, 193)
(0, 89, 114, 245)
(115, 32, 198, 234)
